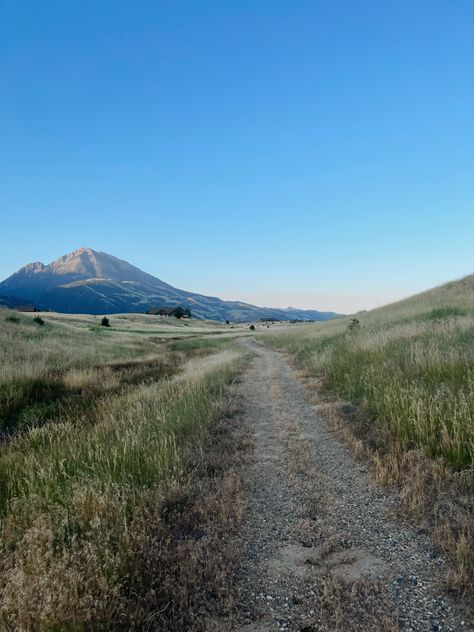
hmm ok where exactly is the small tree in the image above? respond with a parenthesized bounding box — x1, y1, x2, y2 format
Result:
(348, 318, 360, 332)
(101, 316, 110, 327)
(173, 307, 192, 319)
(249, 324, 255, 331)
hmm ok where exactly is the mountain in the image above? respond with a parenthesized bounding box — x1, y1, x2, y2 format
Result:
(0, 248, 339, 321)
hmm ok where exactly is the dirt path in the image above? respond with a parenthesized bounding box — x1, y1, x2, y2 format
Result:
(231, 339, 469, 632)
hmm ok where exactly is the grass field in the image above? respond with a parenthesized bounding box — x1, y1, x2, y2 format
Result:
(264, 274, 474, 469)
(262, 274, 474, 593)
(1, 275, 472, 625)
(0, 309, 248, 630)
(0, 310, 238, 435)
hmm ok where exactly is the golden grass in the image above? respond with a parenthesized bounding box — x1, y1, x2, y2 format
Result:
(0, 351, 246, 630)
(0, 308, 249, 630)
(262, 273, 474, 595)
(0, 309, 243, 435)
(0, 308, 230, 384)
(263, 277, 474, 469)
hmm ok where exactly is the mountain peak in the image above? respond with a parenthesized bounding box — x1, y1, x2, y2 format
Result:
(36, 248, 168, 288)
(22, 261, 45, 273)
(0, 248, 339, 321)
(0, 247, 175, 306)
(49, 248, 104, 278)
(69, 247, 97, 257)
(51, 247, 105, 267)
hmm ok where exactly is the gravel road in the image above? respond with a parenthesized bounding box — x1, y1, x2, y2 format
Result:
(230, 338, 470, 632)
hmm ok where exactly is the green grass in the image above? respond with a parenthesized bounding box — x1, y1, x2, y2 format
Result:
(167, 336, 232, 353)
(0, 355, 245, 630)
(0, 309, 233, 434)
(105, 327, 199, 335)
(0, 308, 246, 629)
(0, 358, 178, 435)
(0, 352, 243, 513)
(263, 274, 474, 469)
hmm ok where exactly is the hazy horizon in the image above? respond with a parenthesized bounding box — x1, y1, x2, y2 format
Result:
(0, 244, 464, 314)
(207, 289, 412, 314)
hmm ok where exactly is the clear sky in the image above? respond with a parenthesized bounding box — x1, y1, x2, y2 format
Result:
(1, 1, 473, 313)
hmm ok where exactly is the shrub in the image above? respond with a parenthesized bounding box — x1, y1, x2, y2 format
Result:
(249, 324, 255, 331)
(173, 307, 192, 319)
(33, 316, 45, 326)
(428, 306, 466, 320)
(348, 318, 360, 332)
(101, 317, 110, 327)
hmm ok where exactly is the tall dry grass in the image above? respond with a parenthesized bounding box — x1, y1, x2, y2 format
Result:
(264, 287, 474, 469)
(262, 274, 474, 594)
(0, 349, 245, 630)
(0, 308, 247, 630)
(0, 310, 171, 433)
(0, 309, 236, 435)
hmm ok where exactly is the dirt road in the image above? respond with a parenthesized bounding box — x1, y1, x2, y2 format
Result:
(230, 339, 469, 632)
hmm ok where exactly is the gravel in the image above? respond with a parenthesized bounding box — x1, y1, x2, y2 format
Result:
(229, 339, 471, 632)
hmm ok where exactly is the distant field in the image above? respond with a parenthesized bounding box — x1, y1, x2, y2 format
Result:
(0, 309, 249, 630)
(0, 310, 257, 433)
(262, 274, 474, 593)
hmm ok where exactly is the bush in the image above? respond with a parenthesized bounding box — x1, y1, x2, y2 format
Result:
(33, 316, 45, 326)
(348, 318, 360, 332)
(428, 306, 466, 320)
(173, 307, 192, 319)
(249, 324, 255, 331)
(101, 317, 110, 327)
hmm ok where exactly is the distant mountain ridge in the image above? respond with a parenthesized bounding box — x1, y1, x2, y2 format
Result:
(0, 248, 339, 322)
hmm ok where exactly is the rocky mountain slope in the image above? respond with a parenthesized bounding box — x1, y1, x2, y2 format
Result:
(0, 248, 339, 321)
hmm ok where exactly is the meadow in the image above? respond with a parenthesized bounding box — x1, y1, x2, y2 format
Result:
(0, 310, 248, 630)
(1, 275, 472, 627)
(0, 311, 231, 434)
(262, 274, 474, 593)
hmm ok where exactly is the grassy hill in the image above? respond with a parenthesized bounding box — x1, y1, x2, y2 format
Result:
(263, 273, 473, 593)
(361, 272, 474, 322)
(265, 273, 474, 468)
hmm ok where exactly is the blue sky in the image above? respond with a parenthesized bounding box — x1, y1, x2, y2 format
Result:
(1, 1, 473, 312)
